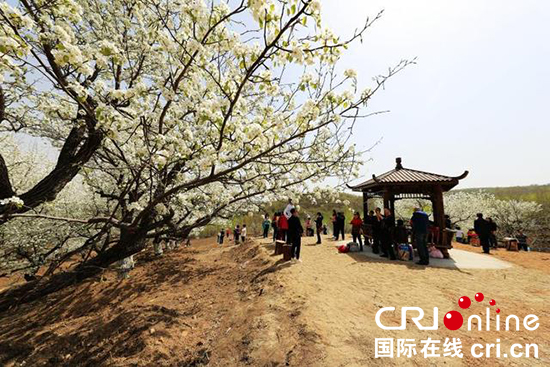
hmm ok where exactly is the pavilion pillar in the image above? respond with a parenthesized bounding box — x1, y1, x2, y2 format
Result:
(362, 191, 369, 218)
(383, 190, 390, 212)
(432, 185, 445, 244)
(389, 195, 396, 216)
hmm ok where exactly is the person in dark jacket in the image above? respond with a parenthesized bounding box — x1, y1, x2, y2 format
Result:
(271, 213, 279, 242)
(234, 225, 241, 244)
(380, 208, 396, 260)
(474, 213, 491, 254)
(444, 215, 452, 229)
(487, 217, 498, 249)
(411, 208, 430, 265)
(336, 212, 345, 240)
(331, 210, 338, 240)
(315, 212, 323, 244)
(362, 210, 375, 248)
(371, 208, 383, 254)
(288, 208, 304, 261)
(516, 230, 528, 251)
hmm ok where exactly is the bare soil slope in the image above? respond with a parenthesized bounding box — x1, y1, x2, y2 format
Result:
(0, 238, 321, 366)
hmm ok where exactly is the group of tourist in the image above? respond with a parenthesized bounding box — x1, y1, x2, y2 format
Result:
(246, 203, 434, 265)
(472, 213, 529, 253)
(222, 203, 531, 265)
(227, 201, 537, 266)
(218, 224, 247, 245)
(267, 199, 307, 262)
(348, 207, 431, 265)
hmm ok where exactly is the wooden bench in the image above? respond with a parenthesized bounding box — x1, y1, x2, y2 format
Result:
(274, 240, 286, 255)
(282, 244, 292, 261)
(503, 237, 519, 251)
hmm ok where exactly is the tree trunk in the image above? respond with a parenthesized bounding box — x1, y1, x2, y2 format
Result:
(0, 228, 147, 312)
(0, 124, 103, 220)
(0, 154, 15, 199)
(73, 226, 149, 274)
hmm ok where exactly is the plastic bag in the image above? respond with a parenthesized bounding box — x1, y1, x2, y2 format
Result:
(397, 244, 411, 261)
(429, 246, 444, 259)
(338, 244, 349, 253)
(347, 242, 360, 252)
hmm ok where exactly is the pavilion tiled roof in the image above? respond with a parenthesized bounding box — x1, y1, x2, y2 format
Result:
(349, 158, 468, 191)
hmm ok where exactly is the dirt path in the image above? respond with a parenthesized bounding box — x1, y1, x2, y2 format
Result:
(274, 235, 550, 366)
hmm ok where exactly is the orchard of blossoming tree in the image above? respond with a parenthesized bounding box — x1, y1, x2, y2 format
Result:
(0, 0, 416, 303)
(392, 191, 544, 237)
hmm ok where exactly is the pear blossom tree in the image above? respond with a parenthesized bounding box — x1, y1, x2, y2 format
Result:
(391, 191, 542, 237)
(0, 0, 106, 217)
(0, 0, 413, 294)
(442, 191, 496, 227)
(0, 135, 103, 277)
(444, 191, 542, 234)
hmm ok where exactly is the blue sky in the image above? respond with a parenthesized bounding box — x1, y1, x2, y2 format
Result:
(322, 0, 550, 188)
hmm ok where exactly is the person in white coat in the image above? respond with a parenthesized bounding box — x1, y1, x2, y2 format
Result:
(283, 198, 294, 219)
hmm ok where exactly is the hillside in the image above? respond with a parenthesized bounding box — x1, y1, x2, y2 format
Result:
(0, 239, 321, 366)
(271, 192, 364, 225)
(459, 184, 550, 207)
(269, 184, 550, 221)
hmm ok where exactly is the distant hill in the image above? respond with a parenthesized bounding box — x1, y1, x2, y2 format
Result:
(458, 184, 550, 207)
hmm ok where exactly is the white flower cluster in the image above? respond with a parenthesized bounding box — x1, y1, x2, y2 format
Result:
(344, 68, 357, 79)
(0, 196, 24, 207)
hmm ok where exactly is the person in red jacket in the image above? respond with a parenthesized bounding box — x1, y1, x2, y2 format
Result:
(278, 212, 289, 243)
(350, 212, 364, 251)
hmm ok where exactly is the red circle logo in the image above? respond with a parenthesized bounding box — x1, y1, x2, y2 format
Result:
(458, 296, 471, 309)
(444, 311, 464, 330)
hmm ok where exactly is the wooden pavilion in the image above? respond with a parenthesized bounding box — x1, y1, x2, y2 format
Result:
(348, 158, 468, 254)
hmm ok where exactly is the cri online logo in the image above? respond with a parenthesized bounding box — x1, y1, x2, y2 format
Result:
(375, 292, 540, 331)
